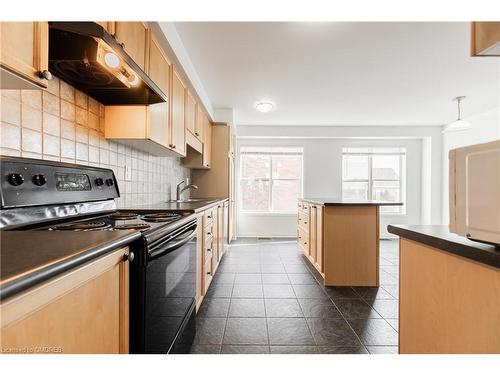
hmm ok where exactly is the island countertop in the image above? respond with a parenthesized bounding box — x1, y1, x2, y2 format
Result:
(300, 198, 403, 206)
(388, 224, 500, 269)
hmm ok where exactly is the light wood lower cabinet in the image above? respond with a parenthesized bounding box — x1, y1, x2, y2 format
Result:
(0, 22, 49, 89)
(0, 247, 130, 354)
(297, 201, 323, 276)
(399, 238, 500, 353)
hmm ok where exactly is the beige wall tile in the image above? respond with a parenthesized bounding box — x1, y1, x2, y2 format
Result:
(22, 150, 42, 159)
(61, 138, 76, 159)
(22, 104, 42, 131)
(1, 96, 21, 126)
(61, 120, 76, 140)
(42, 91, 60, 116)
(42, 154, 60, 162)
(1, 122, 20, 149)
(43, 112, 60, 136)
(0, 147, 20, 156)
(22, 128, 42, 153)
(89, 145, 100, 163)
(75, 90, 88, 109)
(60, 80, 75, 103)
(60, 99, 75, 121)
(88, 97, 100, 115)
(21, 90, 42, 109)
(89, 112, 99, 130)
(75, 125, 89, 144)
(89, 129, 100, 146)
(99, 148, 109, 164)
(45, 76, 60, 96)
(75, 142, 88, 161)
(75, 106, 88, 126)
(43, 134, 60, 157)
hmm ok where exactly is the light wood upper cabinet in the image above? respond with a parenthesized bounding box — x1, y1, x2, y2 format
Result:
(0, 248, 130, 354)
(113, 22, 148, 70)
(194, 105, 204, 140)
(0, 22, 49, 88)
(170, 67, 186, 156)
(203, 115, 212, 168)
(147, 32, 171, 96)
(185, 90, 196, 136)
(471, 22, 500, 56)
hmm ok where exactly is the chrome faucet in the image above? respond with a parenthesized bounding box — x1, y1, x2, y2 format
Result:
(176, 179, 198, 201)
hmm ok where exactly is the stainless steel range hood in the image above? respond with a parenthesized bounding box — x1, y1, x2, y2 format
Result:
(48, 22, 167, 105)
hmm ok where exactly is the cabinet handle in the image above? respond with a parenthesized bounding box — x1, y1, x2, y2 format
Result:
(207, 232, 211, 236)
(207, 271, 211, 275)
(195, 132, 199, 136)
(38, 70, 52, 81)
(120, 42, 125, 48)
(123, 252, 135, 262)
(207, 215, 212, 219)
(169, 144, 176, 149)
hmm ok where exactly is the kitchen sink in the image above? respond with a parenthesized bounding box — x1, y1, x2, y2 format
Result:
(166, 198, 216, 203)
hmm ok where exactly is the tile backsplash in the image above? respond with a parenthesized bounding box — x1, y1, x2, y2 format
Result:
(0, 77, 190, 208)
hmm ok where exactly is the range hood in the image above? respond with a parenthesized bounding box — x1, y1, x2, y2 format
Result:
(48, 22, 167, 105)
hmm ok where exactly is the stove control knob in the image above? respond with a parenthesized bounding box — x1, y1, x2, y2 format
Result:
(95, 177, 104, 186)
(8, 173, 24, 186)
(32, 174, 47, 186)
(105, 178, 114, 186)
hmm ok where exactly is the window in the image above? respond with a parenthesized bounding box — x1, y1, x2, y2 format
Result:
(342, 147, 406, 214)
(240, 147, 303, 213)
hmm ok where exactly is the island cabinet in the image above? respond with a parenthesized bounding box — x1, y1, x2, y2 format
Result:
(0, 247, 130, 354)
(0, 22, 50, 89)
(388, 224, 500, 354)
(297, 198, 397, 286)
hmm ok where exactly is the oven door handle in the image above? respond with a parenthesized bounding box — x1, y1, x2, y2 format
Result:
(148, 226, 197, 260)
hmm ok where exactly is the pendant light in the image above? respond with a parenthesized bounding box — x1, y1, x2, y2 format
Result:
(442, 96, 472, 133)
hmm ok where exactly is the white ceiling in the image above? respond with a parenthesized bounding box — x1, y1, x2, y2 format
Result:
(173, 22, 499, 126)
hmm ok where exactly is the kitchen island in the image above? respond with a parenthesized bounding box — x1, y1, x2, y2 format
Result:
(298, 198, 402, 287)
(388, 224, 500, 354)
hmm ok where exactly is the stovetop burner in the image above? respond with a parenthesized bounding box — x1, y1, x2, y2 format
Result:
(114, 223, 151, 231)
(50, 221, 112, 231)
(140, 213, 182, 223)
(109, 212, 139, 220)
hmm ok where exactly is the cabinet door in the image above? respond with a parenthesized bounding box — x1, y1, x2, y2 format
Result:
(315, 205, 323, 273)
(170, 67, 186, 156)
(203, 116, 212, 168)
(148, 32, 170, 96)
(310, 206, 317, 262)
(0, 248, 129, 354)
(195, 105, 204, 140)
(114, 22, 148, 70)
(217, 204, 224, 260)
(211, 208, 219, 272)
(95, 21, 115, 34)
(0, 22, 49, 88)
(185, 90, 196, 135)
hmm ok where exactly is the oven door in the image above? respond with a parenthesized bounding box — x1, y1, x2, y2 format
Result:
(143, 221, 197, 353)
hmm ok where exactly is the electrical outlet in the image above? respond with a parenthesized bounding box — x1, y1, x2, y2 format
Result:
(125, 165, 132, 181)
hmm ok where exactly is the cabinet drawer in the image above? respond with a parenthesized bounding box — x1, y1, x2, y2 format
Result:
(204, 235, 214, 259)
(204, 256, 213, 293)
(297, 228, 309, 253)
(203, 209, 215, 227)
(204, 221, 215, 240)
(298, 211, 310, 231)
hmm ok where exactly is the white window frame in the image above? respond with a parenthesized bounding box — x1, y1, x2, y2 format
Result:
(341, 147, 406, 214)
(239, 147, 303, 214)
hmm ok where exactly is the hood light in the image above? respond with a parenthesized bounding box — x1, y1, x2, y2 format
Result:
(255, 101, 274, 113)
(104, 52, 120, 69)
(129, 74, 140, 87)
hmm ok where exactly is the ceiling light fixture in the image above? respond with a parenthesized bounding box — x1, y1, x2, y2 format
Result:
(442, 96, 472, 133)
(255, 101, 274, 113)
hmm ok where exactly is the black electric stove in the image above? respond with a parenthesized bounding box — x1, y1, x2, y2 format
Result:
(0, 156, 197, 354)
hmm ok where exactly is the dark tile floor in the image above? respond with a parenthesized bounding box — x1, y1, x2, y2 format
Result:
(190, 238, 399, 354)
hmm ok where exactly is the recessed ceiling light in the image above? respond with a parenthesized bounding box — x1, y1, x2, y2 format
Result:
(254, 101, 274, 113)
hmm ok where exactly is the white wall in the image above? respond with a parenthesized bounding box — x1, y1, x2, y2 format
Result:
(441, 107, 500, 224)
(236, 125, 443, 238)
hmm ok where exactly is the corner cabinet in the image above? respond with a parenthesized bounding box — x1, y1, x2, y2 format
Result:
(0, 22, 50, 89)
(0, 248, 130, 354)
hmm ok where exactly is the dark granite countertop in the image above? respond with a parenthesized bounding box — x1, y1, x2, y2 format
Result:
(0, 230, 141, 300)
(387, 225, 500, 269)
(125, 197, 228, 213)
(300, 198, 403, 206)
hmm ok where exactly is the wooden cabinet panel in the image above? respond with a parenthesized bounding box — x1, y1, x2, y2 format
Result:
(315, 205, 323, 273)
(170, 67, 186, 156)
(217, 204, 224, 260)
(148, 103, 169, 148)
(195, 105, 204, 140)
(114, 22, 148, 70)
(0, 248, 129, 354)
(0, 22, 49, 88)
(471, 22, 500, 56)
(185, 90, 196, 135)
(148, 32, 171, 96)
(203, 116, 212, 168)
